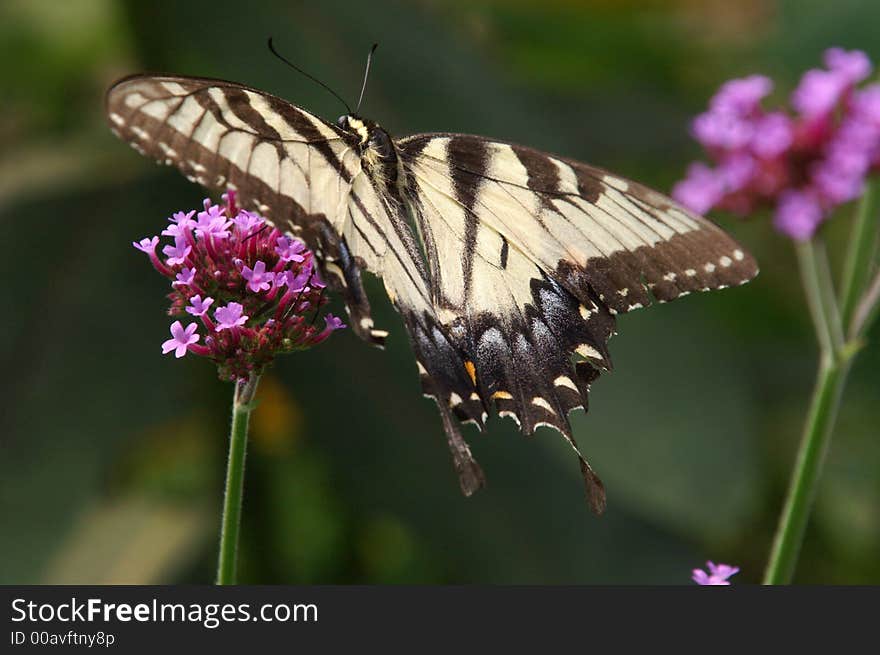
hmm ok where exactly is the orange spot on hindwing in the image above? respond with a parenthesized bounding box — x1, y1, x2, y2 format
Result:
(464, 360, 477, 387)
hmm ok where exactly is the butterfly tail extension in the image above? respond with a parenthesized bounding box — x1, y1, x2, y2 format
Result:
(437, 399, 486, 497)
(404, 311, 487, 495)
(578, 454, 607, 516)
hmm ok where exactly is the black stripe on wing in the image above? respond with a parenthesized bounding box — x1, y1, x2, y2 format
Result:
(446, 136, 489, 302)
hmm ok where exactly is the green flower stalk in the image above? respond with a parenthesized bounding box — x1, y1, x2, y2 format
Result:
(133, 191, 346, 584)
(217, 372, 260, 585)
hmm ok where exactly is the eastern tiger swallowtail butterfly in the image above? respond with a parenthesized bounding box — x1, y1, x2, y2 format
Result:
(106, 72, 758, 514)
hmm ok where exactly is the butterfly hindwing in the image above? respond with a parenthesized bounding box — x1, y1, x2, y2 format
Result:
(395, 134, 757, 510)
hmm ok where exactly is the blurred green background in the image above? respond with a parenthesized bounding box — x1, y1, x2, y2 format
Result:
(2, 0, 878, 585)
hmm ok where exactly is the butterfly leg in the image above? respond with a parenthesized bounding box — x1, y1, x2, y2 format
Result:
(315, 224, 388, 348)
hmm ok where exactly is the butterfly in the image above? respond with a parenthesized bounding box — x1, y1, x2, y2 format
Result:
(106, 67, 758, 514)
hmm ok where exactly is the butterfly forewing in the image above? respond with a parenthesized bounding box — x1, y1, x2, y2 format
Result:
(105, 75, 357, 238)
(398, 133, 758, 315)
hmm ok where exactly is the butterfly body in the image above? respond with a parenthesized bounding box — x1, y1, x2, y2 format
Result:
(107, 74, 758, 513)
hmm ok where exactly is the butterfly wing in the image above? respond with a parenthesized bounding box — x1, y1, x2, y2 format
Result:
(106, 74, 392, 344)
(395, 133, 758, 511)
(400, 133, 758, 313)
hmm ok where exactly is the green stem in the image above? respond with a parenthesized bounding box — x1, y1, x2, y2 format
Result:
(762, 358, 849, 584)
(763, 242, 854, 584)
(850, 270, 880, 339)
(216, 372, 261, 585)
(795, 241, 836, 354)
(840, 179, 880, 332)
(814, 239, 845, 351)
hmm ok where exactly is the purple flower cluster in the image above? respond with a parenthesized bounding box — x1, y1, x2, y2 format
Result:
(134, 192, 345, 381)
(673, 48, 880, 240)
(692, 561, 739, 586)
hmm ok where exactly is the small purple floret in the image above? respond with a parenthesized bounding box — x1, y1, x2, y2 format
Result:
(717, 153, 757, 192)
(233, 209, 264, 235)
(671, 163, 724, 214)
(324, 314, 345, 331)
(751, 112, 793, 158)
(241, 260, 274, 293)
(170, 210, 197, 226)
(284, 263, 313, 292)
(163, 236, 192, 266)
(161, 321, 200, 358)
(692, 111, 754, 150)
(791, 68, 845, 118)
(276, 236, 307, 263)
(214, 302, 249, 331)
(186, 294, 214, 316)
(195, 202, 232, 239)
(692, 561, 740, 586)
(824, 47, 872, 85)
(174, 267, 196, 287)
(133, 236, 159, 253)
(774, 190, 823, 241)
(710, 74, 772, 114)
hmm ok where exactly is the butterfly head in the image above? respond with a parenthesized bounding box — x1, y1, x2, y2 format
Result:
(337, 115, 396, 164)
(337, 114, 370, 144)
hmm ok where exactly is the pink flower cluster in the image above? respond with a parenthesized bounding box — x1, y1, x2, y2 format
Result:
(133, 192, 345, 381)
(673, 48, 880, 240)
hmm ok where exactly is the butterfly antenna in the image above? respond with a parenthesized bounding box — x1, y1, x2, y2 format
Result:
(267, 37, 352, 114)
(355, 43, 379, 114)
(309, 287, 326, 326)
(241, 224, 269, 243)
(281, 269, 316, 323)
